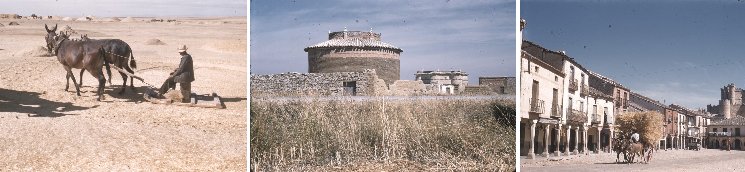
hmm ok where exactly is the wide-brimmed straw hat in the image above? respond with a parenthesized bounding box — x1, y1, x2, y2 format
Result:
(177, 45, 188, 52)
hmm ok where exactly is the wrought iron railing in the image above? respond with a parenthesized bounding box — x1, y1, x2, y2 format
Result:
(615, 97, 628, 108)
(569, 79, 578, 91)
(580, 84, 589, 97)
(530, 98, 545, 114)
(551, 104, 561, 118)
(591, 113, 601, 124)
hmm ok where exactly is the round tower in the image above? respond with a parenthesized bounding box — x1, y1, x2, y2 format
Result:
(722, 99, 732, 119)
(304, 30, 403, 85)
(729, 84, 736, 103)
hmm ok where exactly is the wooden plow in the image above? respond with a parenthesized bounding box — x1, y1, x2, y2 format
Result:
(108, 65, 224, 109)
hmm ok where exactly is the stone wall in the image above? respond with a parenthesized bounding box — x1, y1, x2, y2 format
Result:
(252, 70, 499, 97)
(308, 53, 400, 85)
(388, 80, 432, 96)
(479, 77, 516, 95)
(251, 69, 382, 96)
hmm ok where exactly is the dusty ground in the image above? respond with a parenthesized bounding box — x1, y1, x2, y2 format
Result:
(0, 17, 246, 170)
(521, 149, 745, 171)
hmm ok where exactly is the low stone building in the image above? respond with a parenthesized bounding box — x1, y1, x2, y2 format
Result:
(478, 77, 516, 95)
(0, 14, 20, 19)
(414, 70, 468, 94)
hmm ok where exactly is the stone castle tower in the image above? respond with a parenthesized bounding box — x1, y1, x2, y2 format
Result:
(304, 29, 403, 85)
(718, 83, 745, 119)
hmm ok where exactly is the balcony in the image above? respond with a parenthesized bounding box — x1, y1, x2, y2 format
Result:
(591, 113, 601, 124)
(580, 84, 589, 97)
(529, 98, 545, 114)
(568, 79, 578, 92)
(550, 104, 562, 118)
(568, 109, 588, 123)
(615, 97, 628, 108)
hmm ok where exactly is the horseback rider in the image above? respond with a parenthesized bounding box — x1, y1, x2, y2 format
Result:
(631, 130, 640, 144)
(158, 45, 195, 102)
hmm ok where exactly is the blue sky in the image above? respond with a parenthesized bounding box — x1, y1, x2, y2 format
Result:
(0, 0, 246, 17)
(250, 0, 516, 84)
(522, 0, 745, 109)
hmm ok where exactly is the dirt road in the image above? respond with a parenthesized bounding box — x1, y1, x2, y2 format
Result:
(521, 149, 745, 172)
(0, 17, 246, 170)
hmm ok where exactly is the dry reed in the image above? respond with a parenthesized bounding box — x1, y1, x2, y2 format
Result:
(250, 97, 515, 171)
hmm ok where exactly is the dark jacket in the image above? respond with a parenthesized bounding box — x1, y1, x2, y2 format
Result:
(172, 53, 194, 83)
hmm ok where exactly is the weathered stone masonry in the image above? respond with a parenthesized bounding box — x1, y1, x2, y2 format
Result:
(250, 69, 384, 96)
(305, 30, 402, 85)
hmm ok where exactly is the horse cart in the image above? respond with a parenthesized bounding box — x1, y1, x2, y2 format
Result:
(110, 65, 224, 109)
(687, 141, 702, 151)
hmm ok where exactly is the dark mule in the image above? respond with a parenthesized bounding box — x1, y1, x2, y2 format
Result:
(45, 24, 110, 101)
(613, 137, 628, 163)
(78, 34, 138, 94)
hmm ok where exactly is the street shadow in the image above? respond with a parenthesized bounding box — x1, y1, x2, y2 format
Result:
(0, 88, 92, 117)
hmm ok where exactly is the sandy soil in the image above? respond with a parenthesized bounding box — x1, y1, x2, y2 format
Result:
(521, 149, 745, 171)
(0, 17, 246, 171)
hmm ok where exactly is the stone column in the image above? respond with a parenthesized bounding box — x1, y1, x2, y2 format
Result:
(596, 127, 602, 154)
(583, 125, 588, 154)
(542, 124, 550, 157)
(528, 120, 537, 159)
(609, 127, 614, 153)
(565, 126, 571, 156)
(555, 124, 562, 156)
(678, 136, 682, 149)
(574, 127, 579, 155)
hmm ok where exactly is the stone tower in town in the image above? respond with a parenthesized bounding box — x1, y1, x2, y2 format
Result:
(718, 83, 744, 119)
(304, 29, 403, 85)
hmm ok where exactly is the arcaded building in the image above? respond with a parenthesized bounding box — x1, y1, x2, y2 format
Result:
(304, 29, 403, 85)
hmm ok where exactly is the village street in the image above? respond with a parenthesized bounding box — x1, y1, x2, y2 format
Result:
(521, 149, 745, 171)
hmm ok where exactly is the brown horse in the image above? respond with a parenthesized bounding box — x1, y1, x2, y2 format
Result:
(77, 34, 137, 94)
(45, 24, 110, 101)
(625, 142, 645, 163)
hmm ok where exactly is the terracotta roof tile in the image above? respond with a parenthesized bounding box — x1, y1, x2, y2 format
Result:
(305, 38, 402, 52)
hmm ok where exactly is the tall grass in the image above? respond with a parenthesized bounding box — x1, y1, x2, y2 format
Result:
(250, 97, 515, 171)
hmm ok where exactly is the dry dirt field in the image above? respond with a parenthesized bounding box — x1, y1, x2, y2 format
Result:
(521, 149, 745, 172)
(0, 17, 246, 170)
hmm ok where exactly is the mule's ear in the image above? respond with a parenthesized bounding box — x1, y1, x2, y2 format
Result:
(45, 24, 50, 32)
(52, 24, 58, 32)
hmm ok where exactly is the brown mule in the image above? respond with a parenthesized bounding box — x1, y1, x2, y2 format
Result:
(77, 34, 138, 94)
(45, 24, 110, 101)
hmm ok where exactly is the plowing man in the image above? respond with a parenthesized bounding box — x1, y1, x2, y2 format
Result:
(159, 45, 194, 102)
